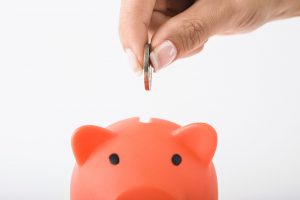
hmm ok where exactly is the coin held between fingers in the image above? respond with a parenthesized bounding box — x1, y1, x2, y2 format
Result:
(143, 43, 153, 91)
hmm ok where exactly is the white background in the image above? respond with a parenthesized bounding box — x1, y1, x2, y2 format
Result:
(0, 1, 300, 199)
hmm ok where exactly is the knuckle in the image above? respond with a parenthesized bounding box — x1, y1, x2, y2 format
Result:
(175, 19, 209, 54)
(228, 0, 262, 32)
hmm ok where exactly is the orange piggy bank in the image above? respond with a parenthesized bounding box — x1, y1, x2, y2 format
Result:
(71, 117, 218, 200)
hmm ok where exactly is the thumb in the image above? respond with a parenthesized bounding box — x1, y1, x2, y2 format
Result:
(150, 1, 220, 72)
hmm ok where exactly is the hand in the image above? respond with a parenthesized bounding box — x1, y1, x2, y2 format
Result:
(119, 0, 300, 73)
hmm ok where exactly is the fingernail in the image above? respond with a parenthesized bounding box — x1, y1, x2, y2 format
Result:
(150, 40, 177, 72)
(126, 48, 142, 76)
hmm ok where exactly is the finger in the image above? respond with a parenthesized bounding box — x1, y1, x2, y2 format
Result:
(153, 0, 168, 12)
(148, 11, 170, 39)
(150, 0, 228, 71)
(119, 0, 156, 73)
(149, 0, 197, 56)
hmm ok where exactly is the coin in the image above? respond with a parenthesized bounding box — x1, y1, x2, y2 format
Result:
(143, 43, 152, 91)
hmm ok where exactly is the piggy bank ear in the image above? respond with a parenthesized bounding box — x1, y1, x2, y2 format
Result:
(72, 125, 114, 166)
(173, 123, 217, 164)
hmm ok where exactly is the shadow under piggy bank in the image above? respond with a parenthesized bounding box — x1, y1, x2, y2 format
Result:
(71, 117, 218, 200)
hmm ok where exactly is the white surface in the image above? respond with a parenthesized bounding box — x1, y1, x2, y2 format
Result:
(0, 1, 300, 199)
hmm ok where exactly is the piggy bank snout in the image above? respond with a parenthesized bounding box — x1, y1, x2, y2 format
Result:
(116, 187, 176, 200)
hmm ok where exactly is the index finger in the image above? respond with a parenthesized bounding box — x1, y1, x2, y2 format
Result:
(119, 0, 156, 71)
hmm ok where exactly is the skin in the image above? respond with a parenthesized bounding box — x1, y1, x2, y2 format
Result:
(119, 0, 300, 72)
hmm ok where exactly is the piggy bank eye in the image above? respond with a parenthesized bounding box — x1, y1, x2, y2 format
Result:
(109, 153, 120, 165)
(171, 154, 182, 166)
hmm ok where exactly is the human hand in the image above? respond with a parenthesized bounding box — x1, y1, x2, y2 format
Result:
(119, 0, 300, 73)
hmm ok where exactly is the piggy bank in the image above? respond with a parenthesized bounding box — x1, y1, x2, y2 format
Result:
(71, 117, 218, 200)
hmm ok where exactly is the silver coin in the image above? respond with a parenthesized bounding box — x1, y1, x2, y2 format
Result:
(143, 43, 152, 91)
